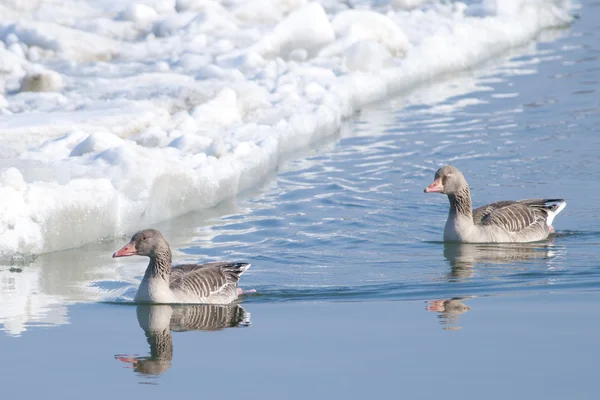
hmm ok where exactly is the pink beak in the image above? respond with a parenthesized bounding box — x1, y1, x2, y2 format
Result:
(112, 242, 137, 258)
(424, 178, 443, 193)
(115, 355, 139, 368)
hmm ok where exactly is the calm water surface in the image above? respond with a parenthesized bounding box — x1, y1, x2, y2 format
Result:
(2, 2, 600, 399)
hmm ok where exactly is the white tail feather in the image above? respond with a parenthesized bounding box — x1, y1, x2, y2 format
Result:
(546, 200, 567, 226)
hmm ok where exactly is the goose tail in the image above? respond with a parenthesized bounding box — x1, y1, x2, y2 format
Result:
(223, 262, 251, 278)
(544, 199, 566, 226)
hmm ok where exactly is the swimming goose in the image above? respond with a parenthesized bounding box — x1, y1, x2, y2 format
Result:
(113, 229, 250, 304)
(424, 165, 566, 243)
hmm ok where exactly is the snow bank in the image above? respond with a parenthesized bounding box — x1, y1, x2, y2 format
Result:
(0, 0, 573, 258)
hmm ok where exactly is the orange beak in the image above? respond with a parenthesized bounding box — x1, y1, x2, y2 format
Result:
(112, 242, 137, 258)
(424, 178, 443, 193)
(115, 355, 139, 368)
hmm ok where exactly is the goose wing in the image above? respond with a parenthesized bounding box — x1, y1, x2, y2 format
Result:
(169, 262, 250, 299)
(477, 199, 562, 232)
(472, 201, 517, 223)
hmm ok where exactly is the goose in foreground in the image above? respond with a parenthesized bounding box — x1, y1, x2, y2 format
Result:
(113, 229, 251, 304)
(424, 165, 566, 243)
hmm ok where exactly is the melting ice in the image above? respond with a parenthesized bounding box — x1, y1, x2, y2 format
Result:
(0, 0, 572, 258)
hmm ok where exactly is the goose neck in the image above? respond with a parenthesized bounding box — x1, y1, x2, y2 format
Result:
(146, 248, 172, 280)
(448, 186, 473, 220)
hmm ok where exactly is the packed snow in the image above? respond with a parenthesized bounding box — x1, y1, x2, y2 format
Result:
(0, 0, 573, 259)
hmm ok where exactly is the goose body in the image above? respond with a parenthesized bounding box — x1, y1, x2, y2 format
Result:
(425, 166, 566, 243)
(113, 229, 250, 304)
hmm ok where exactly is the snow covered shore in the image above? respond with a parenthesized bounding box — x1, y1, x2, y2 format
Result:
(0, 0, 573, 258)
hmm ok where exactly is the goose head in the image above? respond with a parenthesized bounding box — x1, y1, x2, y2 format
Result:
(113, 229, 169, 258)
(424, 165, 468, 195)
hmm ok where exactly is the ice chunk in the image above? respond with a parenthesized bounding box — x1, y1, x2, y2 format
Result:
(253, 2, 335, 59)
(69, 132, 127, 157)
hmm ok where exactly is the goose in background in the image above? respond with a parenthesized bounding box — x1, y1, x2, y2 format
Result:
(113, 229, 251, 304)
(424, 165, 566, 243)
(116, 304, 250, 375)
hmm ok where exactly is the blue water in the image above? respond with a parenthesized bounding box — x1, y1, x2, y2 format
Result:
(2, 1, 600, 398)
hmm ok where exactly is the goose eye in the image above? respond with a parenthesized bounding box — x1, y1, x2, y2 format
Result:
(142, 236, 147, 241)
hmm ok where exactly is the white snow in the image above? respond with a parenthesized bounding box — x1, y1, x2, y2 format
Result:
(253, 2, 335, 59)
(0, 0, 573, 262)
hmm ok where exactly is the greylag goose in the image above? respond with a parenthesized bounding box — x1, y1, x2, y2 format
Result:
(424, 165, 566, 243)
(113, 229, 250, 304)
(116, 304, 250, 375)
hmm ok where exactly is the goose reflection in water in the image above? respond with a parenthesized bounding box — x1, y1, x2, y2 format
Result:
(428, 240, 559, 329)
(442, 239, 558, 280)
(115, 304, 250, 376)
(427, 297, 472, 330)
